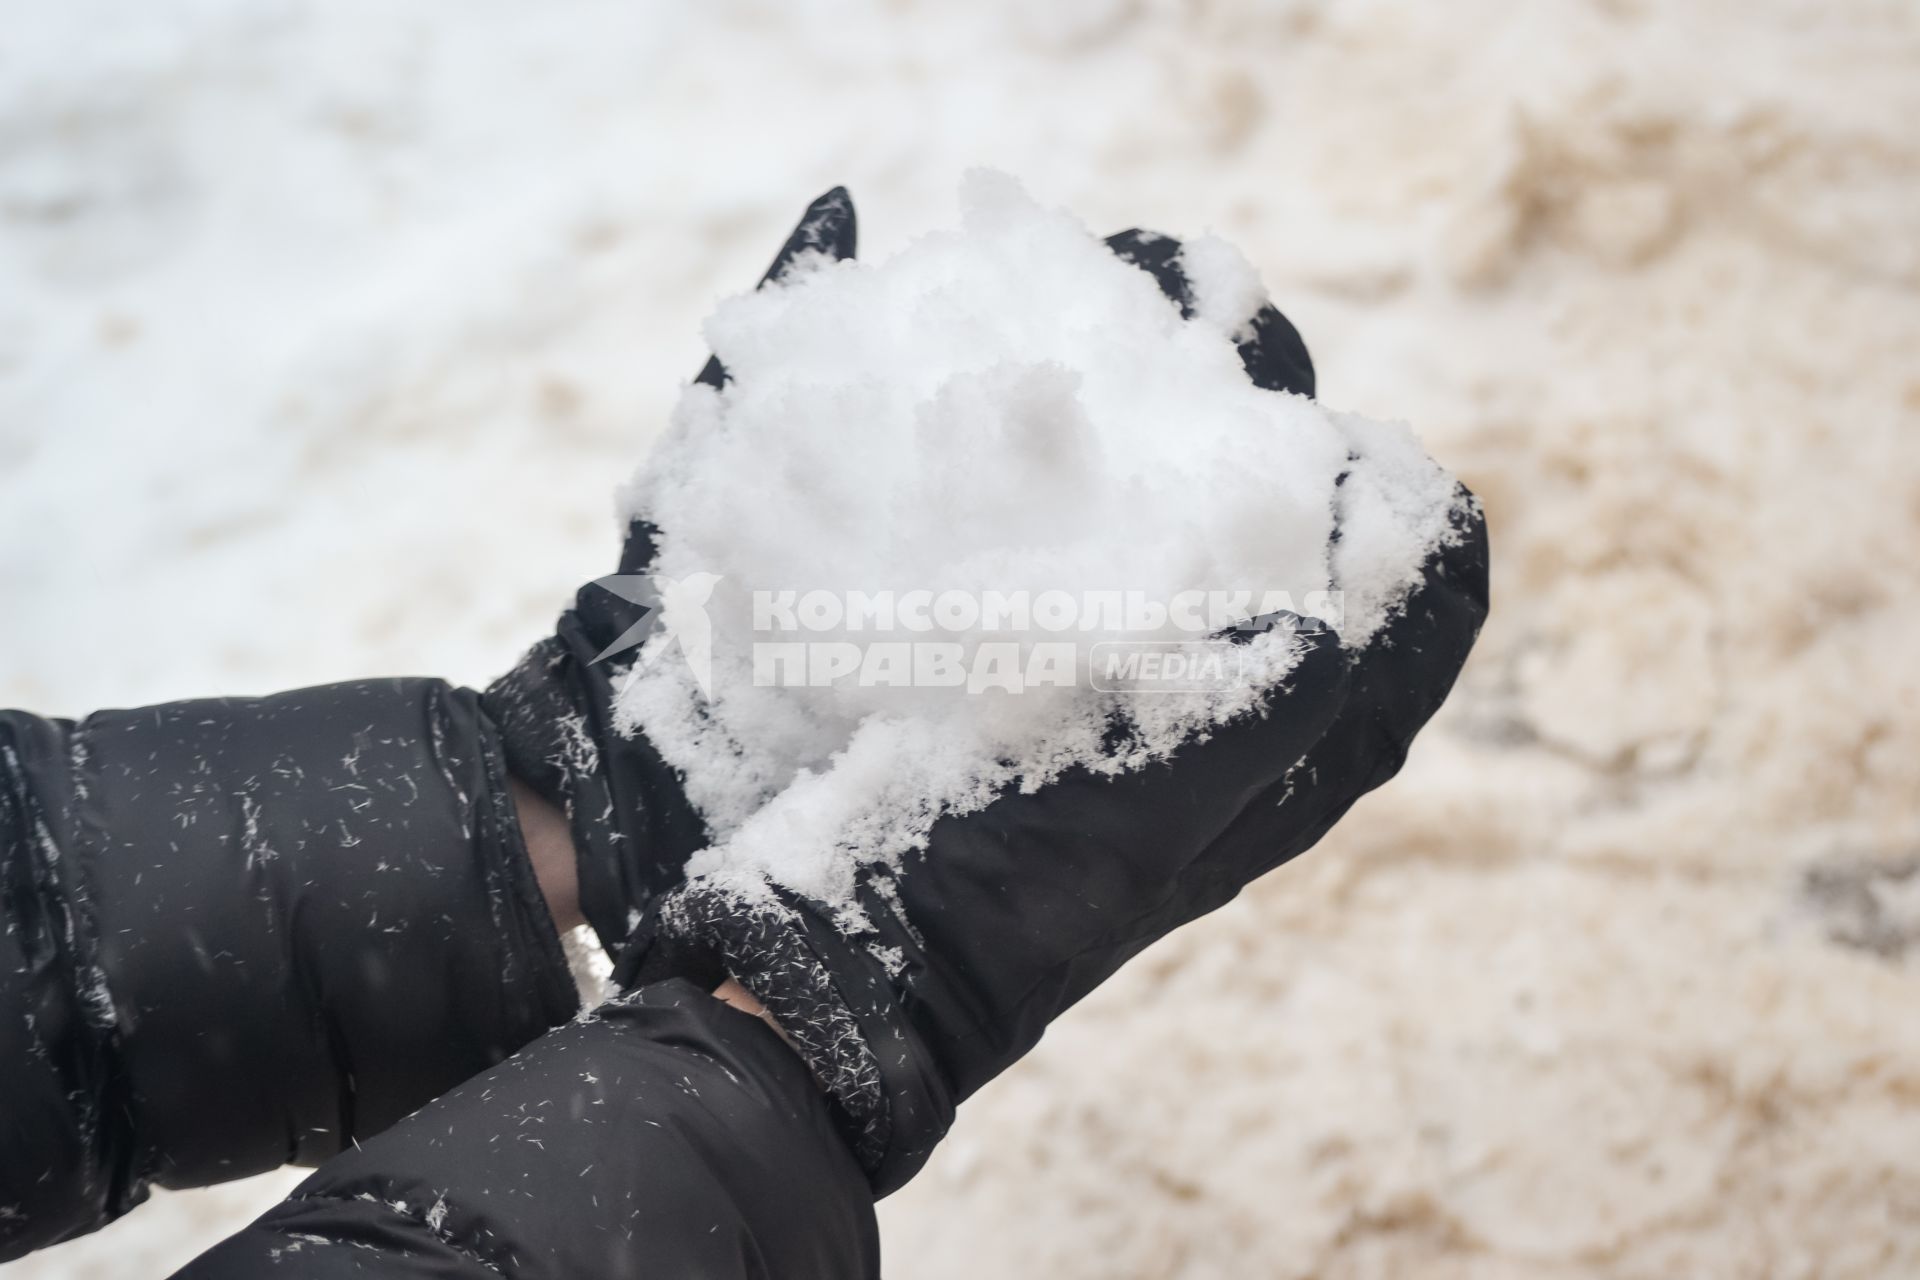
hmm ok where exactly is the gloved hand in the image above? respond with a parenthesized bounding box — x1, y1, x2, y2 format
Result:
(483, 188, 859, 959)
(624, 199, 1490, 1194)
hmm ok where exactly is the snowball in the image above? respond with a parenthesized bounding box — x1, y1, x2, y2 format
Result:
(614, 172, 1465, 914)
(1177, 233, 1268, 342)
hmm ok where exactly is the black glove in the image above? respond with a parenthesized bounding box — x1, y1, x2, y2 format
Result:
(483, 189, 859, 959)
(625, 202, 1490, 1195)
(1103, 228, 1316, 399)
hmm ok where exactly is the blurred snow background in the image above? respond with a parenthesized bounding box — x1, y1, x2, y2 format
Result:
(3, 0, 1918, 1275)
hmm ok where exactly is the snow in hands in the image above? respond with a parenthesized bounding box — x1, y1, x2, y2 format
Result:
(615, 171, 1466, 916)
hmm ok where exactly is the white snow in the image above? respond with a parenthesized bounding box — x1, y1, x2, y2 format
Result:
(4, 2, 1919, 1278)
(1175, 233, 1267, 342)
(615, 171, 1461, 910)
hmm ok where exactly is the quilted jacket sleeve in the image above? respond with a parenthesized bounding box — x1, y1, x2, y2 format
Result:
(0, 680, 580, 1263)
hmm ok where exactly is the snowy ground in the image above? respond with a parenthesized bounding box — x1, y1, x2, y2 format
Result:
(3, 1, 1918, 1276)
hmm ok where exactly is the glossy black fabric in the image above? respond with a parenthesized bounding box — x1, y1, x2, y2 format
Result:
(175, 980, 879, 1280)
(0, 681, 578, 1262)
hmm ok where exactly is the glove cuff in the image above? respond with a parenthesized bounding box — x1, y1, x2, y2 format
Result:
(630, 881, 955, 1196)
(484, 617, 707, 960)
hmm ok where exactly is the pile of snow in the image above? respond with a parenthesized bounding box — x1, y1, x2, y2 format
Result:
(615, 173, 1463, 912)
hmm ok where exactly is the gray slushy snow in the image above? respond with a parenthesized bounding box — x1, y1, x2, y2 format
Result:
(613, 173, 1464, 913)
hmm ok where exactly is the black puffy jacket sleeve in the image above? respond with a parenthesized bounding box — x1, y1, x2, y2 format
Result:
(174, 979, 880, 1279)
(0, 680, 581, 1262)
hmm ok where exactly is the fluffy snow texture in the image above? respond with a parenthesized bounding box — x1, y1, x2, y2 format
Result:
(614, 173, 1459, 912)
(5, 2, 1919, 1277)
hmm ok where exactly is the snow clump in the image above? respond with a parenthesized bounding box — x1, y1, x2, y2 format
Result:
(613, 171, 1465, 915)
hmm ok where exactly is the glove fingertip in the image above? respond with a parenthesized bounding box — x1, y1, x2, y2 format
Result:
(763, 185, 858, 286)
(1238, 303, 1316, 399)
(1104, 227, 1195, 317)
(1106, 227, 1317, 399)
(694, 187, 859, 390)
